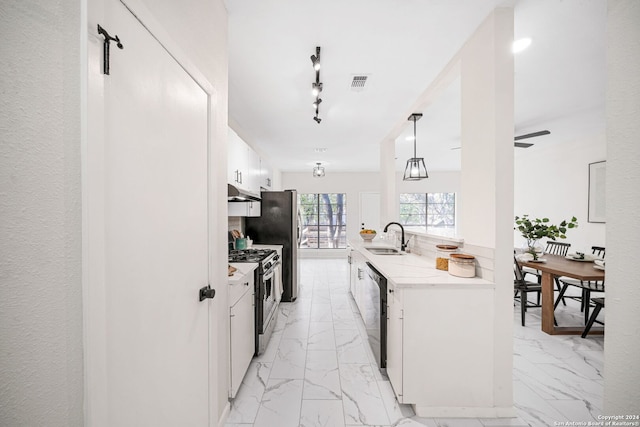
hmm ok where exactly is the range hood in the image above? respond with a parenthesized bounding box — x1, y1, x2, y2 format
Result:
(228, 184, 261, 202)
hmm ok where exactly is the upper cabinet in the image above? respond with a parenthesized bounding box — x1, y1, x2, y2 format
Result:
(228, 128, 260, 196)
(260, 158, 274, 190)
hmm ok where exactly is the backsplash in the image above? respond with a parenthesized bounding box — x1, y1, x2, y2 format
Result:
(386, 230, 496, 281)
(228, 216, 243, 233)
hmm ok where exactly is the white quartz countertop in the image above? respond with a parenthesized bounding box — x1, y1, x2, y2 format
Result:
(349, 239, 493, 289)
(228, 262, 258, 285)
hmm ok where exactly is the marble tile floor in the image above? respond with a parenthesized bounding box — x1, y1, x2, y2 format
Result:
(225, 258, 604, 427)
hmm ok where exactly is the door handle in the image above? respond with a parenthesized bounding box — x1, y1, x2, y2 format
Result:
(199, 285, 216, 301)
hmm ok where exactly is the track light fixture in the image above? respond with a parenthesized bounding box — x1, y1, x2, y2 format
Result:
(311, 82, 323, 97)
(313, 162, 325, 177)
(403, 113, 429, 181)
(310, 46, 321, 71)
(311, 46, 323, 124)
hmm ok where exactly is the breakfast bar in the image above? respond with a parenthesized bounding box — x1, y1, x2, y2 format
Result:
(347, 240, 513, 418)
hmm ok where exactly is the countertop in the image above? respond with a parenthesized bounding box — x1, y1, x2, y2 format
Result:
(349, 239, 493, 289)
(228, 262, 258, 285)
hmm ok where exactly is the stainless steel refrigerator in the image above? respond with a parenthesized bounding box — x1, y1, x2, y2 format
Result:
(246, 190, 300, 302)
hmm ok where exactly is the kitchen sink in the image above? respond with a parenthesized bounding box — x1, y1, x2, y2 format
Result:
(366, 247, 404, 255)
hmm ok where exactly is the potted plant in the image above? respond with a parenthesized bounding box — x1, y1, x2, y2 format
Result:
(514, 215, 578, 260)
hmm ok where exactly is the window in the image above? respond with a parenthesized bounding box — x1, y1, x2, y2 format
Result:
(399, 193, 455, 228)
(298, 193, 347, 248)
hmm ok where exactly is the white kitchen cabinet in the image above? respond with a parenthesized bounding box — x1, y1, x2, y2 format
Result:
(229, 273, 255, 399)
(228, 200, 261, 217)
(384, 284, 494, 414)
(247, 147, 261, 195)
(228, 128, 248, 188)
(348, 248, 366, 312)
(386, 282, 403, 402)
(228, 127, 260, 196)
(260, 158, 274, 189)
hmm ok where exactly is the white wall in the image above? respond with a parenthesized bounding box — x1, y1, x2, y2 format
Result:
(0, 1, 83, 426)
(604, 0, 640, 414)
(282, 170, 461, 246)
(1, 0, 230, 425)
(282, 172, 380, 244)
(514, 131, 606, 252)
(396, 170, 461, 194)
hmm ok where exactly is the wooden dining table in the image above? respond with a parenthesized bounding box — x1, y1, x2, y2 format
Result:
(518, 253, 605, 335)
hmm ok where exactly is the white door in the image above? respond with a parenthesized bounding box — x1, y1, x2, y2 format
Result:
(359, 192, 380, 231)
(98, 2, 210, 425)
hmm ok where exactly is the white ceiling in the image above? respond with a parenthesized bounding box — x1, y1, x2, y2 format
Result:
(226, 0, 606, 173)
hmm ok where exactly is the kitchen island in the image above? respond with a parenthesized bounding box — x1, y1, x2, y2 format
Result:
(348, 239, 510, 418)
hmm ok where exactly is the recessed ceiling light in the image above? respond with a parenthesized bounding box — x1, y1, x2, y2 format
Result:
(512, 37, 532, 54)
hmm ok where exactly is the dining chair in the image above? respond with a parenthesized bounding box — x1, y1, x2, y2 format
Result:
(582, 297, 605, 338)
(522, 241, 572, 305)
(514, 256, 542, 326)
(554, 246, 606, 324)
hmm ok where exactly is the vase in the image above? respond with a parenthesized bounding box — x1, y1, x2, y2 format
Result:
(522, 239, 544, 260)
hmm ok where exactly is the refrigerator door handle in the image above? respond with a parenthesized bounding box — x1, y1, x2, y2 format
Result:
(296, 210, 302, 246)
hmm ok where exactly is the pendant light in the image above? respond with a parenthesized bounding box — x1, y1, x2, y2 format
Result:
(403, 113, 428, 181)
(313, 162, 325, 178)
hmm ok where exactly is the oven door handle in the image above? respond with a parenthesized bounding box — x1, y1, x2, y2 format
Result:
(262, 261, 281, 281)
(263, 269, 275, 281)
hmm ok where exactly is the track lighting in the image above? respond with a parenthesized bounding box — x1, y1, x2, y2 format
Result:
(403, 113, 429, 181)
(313, 162, 325, 177)
(310, 46, 323, 123)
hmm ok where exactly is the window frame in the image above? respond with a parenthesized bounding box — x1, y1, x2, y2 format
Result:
(399, 192, 456, 229)
(298, 193, 348, 249)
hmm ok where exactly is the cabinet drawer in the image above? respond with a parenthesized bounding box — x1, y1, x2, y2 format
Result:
(229, 275, 253, 307)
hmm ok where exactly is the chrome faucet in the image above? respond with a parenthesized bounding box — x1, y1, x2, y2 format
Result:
(383, 222, 407, 251)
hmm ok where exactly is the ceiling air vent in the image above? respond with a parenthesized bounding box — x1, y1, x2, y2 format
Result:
(350, 75, 369, 91)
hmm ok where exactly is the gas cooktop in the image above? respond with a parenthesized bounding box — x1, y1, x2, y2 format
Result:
(229, 249, 276, 263)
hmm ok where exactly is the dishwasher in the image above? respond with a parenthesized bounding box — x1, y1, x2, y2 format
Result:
(364, 262, 387, 370)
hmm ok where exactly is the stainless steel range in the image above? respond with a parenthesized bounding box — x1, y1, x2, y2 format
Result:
(228, 248, 281, 355)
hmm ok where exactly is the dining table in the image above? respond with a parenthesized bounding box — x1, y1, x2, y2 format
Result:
(518, 253, 605, 335)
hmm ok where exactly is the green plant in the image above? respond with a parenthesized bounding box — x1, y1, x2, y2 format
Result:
(515, 215, 578, 259)
(514, 215, 578, 241)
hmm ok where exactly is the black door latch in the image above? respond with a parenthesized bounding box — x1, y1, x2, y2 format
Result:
(199, 285, 216, 302)
(97, 24, 124, 75)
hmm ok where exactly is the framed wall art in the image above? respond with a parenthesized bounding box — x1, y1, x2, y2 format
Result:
(588, 161, 606, 223)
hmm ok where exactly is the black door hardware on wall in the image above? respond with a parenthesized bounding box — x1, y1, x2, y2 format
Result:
(199, 285, 216, 302)
(97, 24, 124, 75)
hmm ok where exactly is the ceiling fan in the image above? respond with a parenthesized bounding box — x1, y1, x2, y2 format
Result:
(514, 130, 550, 148)
(450, 129, 551, 150)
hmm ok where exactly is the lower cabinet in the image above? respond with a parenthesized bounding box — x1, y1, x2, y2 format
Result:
(385, 283, 495, 415)
(229, 276, 255, 399)
(386, 283, 403, 402)
(348, 249, 367, 313)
